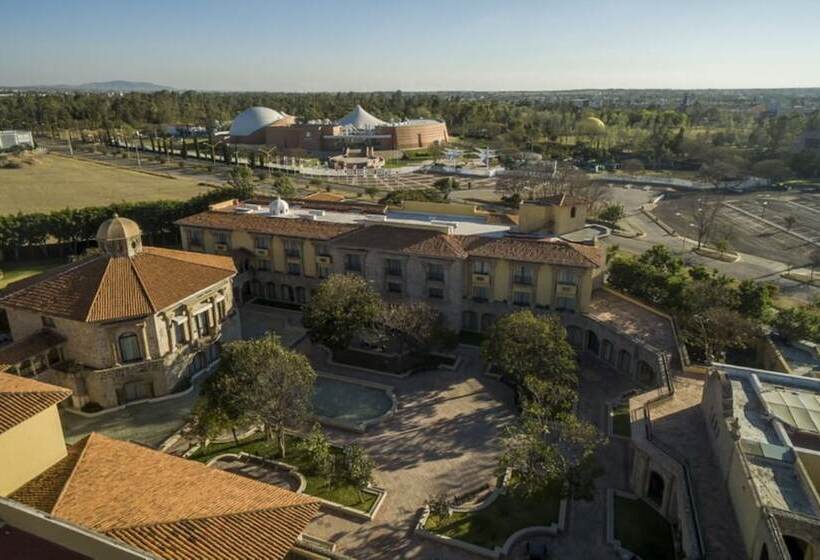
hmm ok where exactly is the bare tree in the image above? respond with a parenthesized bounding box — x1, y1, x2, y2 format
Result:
(687, 196, 724, 249)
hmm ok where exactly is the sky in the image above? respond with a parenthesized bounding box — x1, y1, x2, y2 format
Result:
(2, 0, 819, 91)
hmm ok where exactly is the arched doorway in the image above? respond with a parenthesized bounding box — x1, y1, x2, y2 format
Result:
(481, 313, 496, 333)
(783, 536, 811, 560)
(462, 310, 478, 332)
(647, 471, 665, 507)
(618, 350, 631, 373)
(638, 360, 656, 385)
(601, 340, 614, 364)
(586, 331, 600, 355)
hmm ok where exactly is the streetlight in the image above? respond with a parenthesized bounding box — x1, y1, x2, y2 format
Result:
(761, 201, 769, 219)
(134, 131, 142, 167)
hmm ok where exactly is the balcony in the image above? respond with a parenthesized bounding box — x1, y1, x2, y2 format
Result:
(513, 274, 534, 286)
(556, 283, 578, 298)
(214, 242, 229, 252)
(427, 272, 445, 283)
(254, 248, 269, 257)
(385, 268, 402, 278)
(472, 273, 490, 286)
(316, 255, 332, 265)
(284, 248, 301, 259)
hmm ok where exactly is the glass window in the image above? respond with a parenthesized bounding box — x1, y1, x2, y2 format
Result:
(119, 333, 142, 363)
(186, 229, 203, 247)
(195, 311, 211, 337)
(473, 286, 489, 301)
(428, 286, 444, 299)
(513, 291, 531, 306)
(473, 260, 489, 274)
(287, 262, 301, 276)
(254, 236, 270, 250)
(284, 239, 300, 257)
(174, 320, 187, 344)
(345, 254, 362, 272)
(427, 263, 444, 281)
(318, 265, 330, 279)
(217, 299, 226, 321)
(213, 230, 229, 245)
(556, 297, 576, 311)
(387, 282, 402, 294)
(256, 258, 271, 271)
(385, 259, 402, 277)
(514, 265, 533, 285)
(558, 269, 578, 285)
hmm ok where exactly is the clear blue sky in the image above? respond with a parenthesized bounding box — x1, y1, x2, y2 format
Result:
(2, 0, 819, 91)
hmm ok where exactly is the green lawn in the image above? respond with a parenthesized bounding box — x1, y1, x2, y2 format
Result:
(191, 433, 377, 513)
(425, 482, 563, 550)
(0, 259, 66, 289)
(611, 404, 631, 437)
(614, 495, 677, 560)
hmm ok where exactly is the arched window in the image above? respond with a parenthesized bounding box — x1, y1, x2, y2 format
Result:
(647, 471, 665, 507)
(618, 350, 631, 372)
(586, 331, 600, 355)
(118, 333, 142, 363)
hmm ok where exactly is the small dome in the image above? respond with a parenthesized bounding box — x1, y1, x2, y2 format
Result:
(229, 107, 286, 137)
(269, 197, 289, 216)
(96, 215, 142, 257)
(578, 116, 606, 135)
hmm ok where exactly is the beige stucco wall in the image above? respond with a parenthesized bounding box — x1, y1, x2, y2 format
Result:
(398, 200, 481, 217)
(518, 202, 587, 235)
(0, 406, 67, 496)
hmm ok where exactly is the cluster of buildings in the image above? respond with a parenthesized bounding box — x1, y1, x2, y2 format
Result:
(226, 105, 449, 161)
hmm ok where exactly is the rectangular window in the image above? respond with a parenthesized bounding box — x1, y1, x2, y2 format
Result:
(428, 286, 444, 299)
(387, 281, 403, 294)
(513, 291, 531, 306)
(41, 316, 55, 328)
(558, 269, 578, 285)
(556, 297, 576, 311)
(174, 320, 188, 344)
(216, 299, 226, 321)
(213, 231, 229, 245)
(119, 334, 142, 363)
(256, 258, 271, 271)
(318, 265, 330, 279)
(284, 239, 300, 258)
(195, 311, 211, 337)
(254, 236, 270, 250)
(473, 261, 489, 274)
(344, 254, 362, 272)
(186, 228, 203, 247)
(513, 265, 533, 285)
(287, 262, 301, 276)
(385, 259, 402, 277)
(427, 263, 445, 282)
(473, 286, 489, 301)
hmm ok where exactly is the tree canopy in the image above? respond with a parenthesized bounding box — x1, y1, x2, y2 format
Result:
(303, 274, 382, 350)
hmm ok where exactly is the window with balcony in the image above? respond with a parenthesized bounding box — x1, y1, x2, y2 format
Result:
(427, 263, 445, 282)
(513, 265, 533, 285)
(254, 236, 270, 250)
(318, 265, 330, 279)
(186, 228, 204, 247)
(387, 281, 403, 294)
(428, 286, 444, 300)
(473, 286, 489, 302)
(118, 333, 142, 363)
(284, 239, 301, 258)
(256, 258, 271, 271)
(213, 231, 230, 245)
(473, 260, 490, 274)
(287, 262, 302, 276)
(385, 259, 402, 277)
(558, 269, 578, 285)
(513, 291, 531, 306)
(344, 253, 362, 272)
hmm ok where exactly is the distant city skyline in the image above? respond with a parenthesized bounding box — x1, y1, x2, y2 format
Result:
(2, 0, 819, 92)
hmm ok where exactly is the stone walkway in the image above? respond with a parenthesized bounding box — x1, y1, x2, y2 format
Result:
(649, 376, 746, 558)
(298, 341, 516, 559)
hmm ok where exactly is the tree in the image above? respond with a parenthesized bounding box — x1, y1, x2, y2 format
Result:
(378, 301, 452, 354)
(773, 305, 820, 344)
(432, 177, 459, 199)
(481, 310, 577, 387)
(685, 306, 759, 362)
(303, 274, 381, 350)
(227, 165, 254, 195)
(215, 334, 316, 458)
(299, 423, 333, 477)
(784, 215, 797, 232)
(737, 280, 776, 321)
(341, 443, 374, 500)
(500, 402, 604, 497)
(751, 159, 791, 183)
(189, 398, 233, 448)
(687, 196, 724, 249)
(620, 158, 644, 173)
(428, 492, 452, 520)
(598, 203, 625, 227)
(364, 186, 379, 200)
(272, 175, 296, 197)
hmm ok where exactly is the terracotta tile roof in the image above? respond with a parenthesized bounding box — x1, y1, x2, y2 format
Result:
(0, 248, 235, 323)
(11, 433, 319, 560)
(176, 211, 358, 240)
(0, 372, 71, 434)
(461, 236, 603, 267)
(332, 225, 468, 258)
(0, 330, 66, 371)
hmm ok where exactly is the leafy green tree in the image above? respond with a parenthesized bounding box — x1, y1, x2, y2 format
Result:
(189, 398, 233, 448)
(378, 301, 450, 354)
(364, 186, 379, 200)
(432, 177, 459, 199)
(773, 305, 820, 343)
(299, 423, 333, 477)
(341, 443, 375, 499)
(303, 274, 381, 350)
(228, 165, 254, 192)
(736, 280, 776, 321)
(481, 310, 577, 387)
(272, 175, 296, 197)
(216, 334, 316, 458)
(598, 203, 625, 227)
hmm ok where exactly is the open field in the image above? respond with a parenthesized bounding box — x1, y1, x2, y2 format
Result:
(0, 258, 66, 289)
(0, 154, 211, 215)
(655, 191, 820, 267)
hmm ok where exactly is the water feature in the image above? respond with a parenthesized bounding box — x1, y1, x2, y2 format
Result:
(313, 376, 394, 429)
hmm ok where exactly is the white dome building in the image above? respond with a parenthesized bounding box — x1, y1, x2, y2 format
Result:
(269, 197, 290, 217)
(229, 107, 293, 144)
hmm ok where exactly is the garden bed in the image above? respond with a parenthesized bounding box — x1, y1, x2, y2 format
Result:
(423, 482, 563, 550)
(613, 494, 676, 560)
(190, 433, 377, 513)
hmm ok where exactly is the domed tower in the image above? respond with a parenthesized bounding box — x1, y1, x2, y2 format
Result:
(96, 214, 143, 257)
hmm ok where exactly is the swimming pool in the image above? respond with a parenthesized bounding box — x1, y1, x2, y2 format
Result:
(313, 375, 395, 431)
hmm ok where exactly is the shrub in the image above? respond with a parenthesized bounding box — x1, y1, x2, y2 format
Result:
(81, 402, 103, 413)
(428, 492, 452, 519)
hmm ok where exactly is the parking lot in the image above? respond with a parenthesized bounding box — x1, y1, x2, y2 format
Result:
(655, 191, 820, 266)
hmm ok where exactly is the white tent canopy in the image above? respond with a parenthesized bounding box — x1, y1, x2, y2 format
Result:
(337, 105, 387, 129)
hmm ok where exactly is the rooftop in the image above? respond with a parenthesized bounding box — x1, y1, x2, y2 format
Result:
(11, 433, 319, 560)
(0, 330, 65, 371)
(0, 247, 235, 323)
(0, 372, 71, 434)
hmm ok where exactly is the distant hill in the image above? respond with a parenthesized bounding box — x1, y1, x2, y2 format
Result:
(2, 80, 173, 92)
